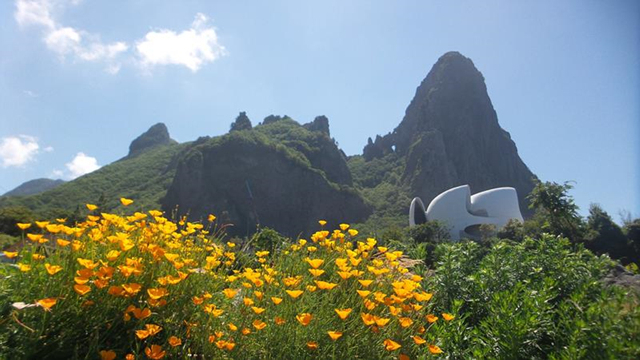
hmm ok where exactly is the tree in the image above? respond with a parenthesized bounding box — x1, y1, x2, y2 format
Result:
(527, 180, 584, 241)
(0, 206, 35, 236)
(230, 112, 252, 132)
(584, 204, 629, 261)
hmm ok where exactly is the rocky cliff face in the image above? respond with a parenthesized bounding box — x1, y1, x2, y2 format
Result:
(128, 123, 175, 157)
(162, 122, 370, 237)
(363, 52, 536, 215)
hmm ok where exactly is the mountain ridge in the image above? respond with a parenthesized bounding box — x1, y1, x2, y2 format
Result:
(0, 51, 537, 236)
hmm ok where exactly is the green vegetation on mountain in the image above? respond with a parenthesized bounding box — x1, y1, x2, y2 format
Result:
(162, 115, 370, 237)
(0, 142, 186, 222)
(2, 178, 65, 197)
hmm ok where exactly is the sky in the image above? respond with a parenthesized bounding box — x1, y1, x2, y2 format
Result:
(0, 0, 638, 221)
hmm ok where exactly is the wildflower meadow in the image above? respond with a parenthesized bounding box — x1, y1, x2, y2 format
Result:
(0, 199, 454, 359)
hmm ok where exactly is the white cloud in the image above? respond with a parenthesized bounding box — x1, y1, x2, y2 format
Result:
(23, 90, 39, 97)
(44, 26, 80, 55)
(50, 169, 64, 178)
(65, 152, 100, 179)
(44, 146, 54, 152)
(15, 0, 127, 72)
(0, 135, 40, 167)
(14, 0, 55, 29)
(15, 1, 224, 74)
(136, 13, 226, 72)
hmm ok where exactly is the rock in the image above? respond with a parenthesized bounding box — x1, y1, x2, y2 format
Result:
(162, 126, 370, 237)
(602, 264, 640, 294)
(230, 112, 253, 132)
(303, 115, 331, 136)
(128, 123, 175, 157)
(362, 51, 536, 216)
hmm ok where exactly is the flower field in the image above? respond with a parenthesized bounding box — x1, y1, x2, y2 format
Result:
(0, 199, 454, 359)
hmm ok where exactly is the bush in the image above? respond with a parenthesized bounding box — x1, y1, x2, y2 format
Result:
(427, 235, 640, 359)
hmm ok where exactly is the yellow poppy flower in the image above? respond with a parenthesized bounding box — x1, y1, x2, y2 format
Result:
(74, 284, 91, 296)
(296, 313, 313, 326)
(222, 288, 238, 299)
(168, 336, 182, 347)
(315, 280, 337, 290)
(252, 319, 267, 330)
(37, 297, 57, 310)
(318, 220, 327, 226)
(147, 288, 168, 299)
(442, 313, 455, 321)
(327, 331, 343, 340)
(361, 312, 376, 326)
(16, 222, 31, 230)
(412, 336, 427, 345)
(357, 290, 371, 298)
(120, 198, 134, 206)
(374, 317, 390, 327)
(398, 317, 414, 328)
(383, 339, 402, 351)
(339, 223, 350, 231)
(132, 307, 151, 320)
(3, 251, 18, 259)
(251, 306, 266, 314)
(286, 290, 304, 298)
(56, 239, 70, 247)
(144, 345, 165, 359)
(86, 204, 98, 211)
(426, 314, 439, 323)
(414, 292, 433, 302)
(305, 258, 324, 269)
(308, 269, 325, 277)
(335, 308, 352, 320)
(307, 341, 319, 350)
(275, 316, 286, 325)
(429, 344, 443, 354)
(99, 350, 116, 360)
(243, 297, 254, 306)
(207, 214, 216, 222)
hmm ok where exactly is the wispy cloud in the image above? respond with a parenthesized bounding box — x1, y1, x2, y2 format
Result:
(0, 135, 40, 167)
(14, 1, 225, 74)
(23, 90, 39, 97)
(15, 0, 128, 73)
(136, 13, 226, 72)
(65, 152, 100, 179)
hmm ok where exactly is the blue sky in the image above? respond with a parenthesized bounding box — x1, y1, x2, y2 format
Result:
(0, 0, 638, 221)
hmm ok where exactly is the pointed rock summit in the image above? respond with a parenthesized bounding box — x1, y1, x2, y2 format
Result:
(364, 51, 536, 215)
(128, 123, 176, 157)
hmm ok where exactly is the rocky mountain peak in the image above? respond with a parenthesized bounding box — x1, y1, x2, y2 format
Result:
(128, 123, 175, 157)
(362, 51, 536, 216)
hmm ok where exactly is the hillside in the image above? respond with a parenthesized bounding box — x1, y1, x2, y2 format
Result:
(162, 117, 371, 237)
(2, 178, 65, 197)
(0, 127, 186, 217)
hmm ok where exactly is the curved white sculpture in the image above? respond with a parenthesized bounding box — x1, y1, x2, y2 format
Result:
(409, 185, 523, 241)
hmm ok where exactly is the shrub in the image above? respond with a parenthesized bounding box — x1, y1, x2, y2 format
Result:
(427, 235, 640, 359)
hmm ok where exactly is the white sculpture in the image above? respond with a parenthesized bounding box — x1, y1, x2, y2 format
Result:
(409, 185, 523, 241)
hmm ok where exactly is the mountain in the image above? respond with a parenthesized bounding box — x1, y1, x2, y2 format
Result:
(128, 122, 177, 157)
(0, 124, 186, 218)
(2, 178, 65, 197)
(162, 117, 371, 237)
(356, 51, 536, 218)
(0, 52, 536, 237)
